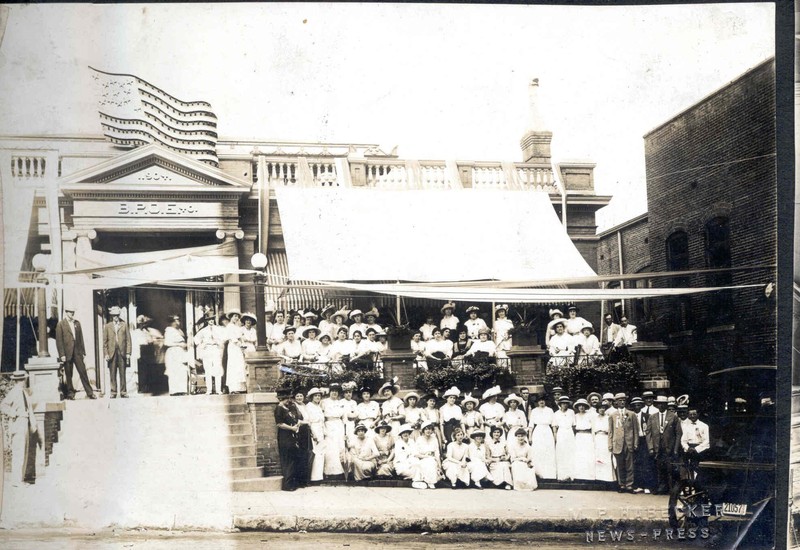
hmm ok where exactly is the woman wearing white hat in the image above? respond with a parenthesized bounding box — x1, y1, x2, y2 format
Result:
(240, 313, 258, 354)
(547, 320, 574, 368)
(502, 394, 528, 445)
(301, 326, 323, 362)
(224, 310, 247, 393)
(486, 426, 513, 490)
(345, 423, 379, 482)
(439, 387, 464, 447)
(553, 396, 576, 481)
(573, 398, 596, 481)
(348, 310, 368, 339)
(320, 384, 346, 478)
(414, 421, 442, 488)
(575, 322, 602, 366)
(164, 315, 189, 396)
(363, 308, 382, 335)
(527, 395, 557, 479)
(545, 309, 564, 347)
(592, 402, 615, 483)
(478, 386, 505, 432)
(442, 427, 471, 489)
(463, 306, 487, 340)
(327, 308, 348, 341)
(318, 304, 337, 341)
(379, 379, 405, 434)
(393, 424, 424, 488)
(508, 428, 538, 491)
(439, 302, 459, 336)
(305, 387, 326, 482)
(420, 394, 444, 449)
(461, 394, 484, 438)
(403, 392, 424, 440)
(493, 305, 514, 359)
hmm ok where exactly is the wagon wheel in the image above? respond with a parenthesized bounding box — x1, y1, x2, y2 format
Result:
(668, 478, 711, 529)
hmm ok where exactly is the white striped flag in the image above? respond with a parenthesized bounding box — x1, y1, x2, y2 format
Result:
(90, 67, 219, 166)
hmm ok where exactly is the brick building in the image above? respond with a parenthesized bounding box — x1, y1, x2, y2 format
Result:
(598, 58, 776, 395)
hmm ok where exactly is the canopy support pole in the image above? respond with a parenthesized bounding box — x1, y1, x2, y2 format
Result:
(617, 231, 625, 315)
(15, 287, 21, 372)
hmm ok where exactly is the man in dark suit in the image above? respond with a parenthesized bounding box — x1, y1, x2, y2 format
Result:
(646, 395, 682, 494)
(55, 305, 96, 399)
(608, 392, 639, 493)
(103, 306, 131, 398)
(518, 386, 534, 419)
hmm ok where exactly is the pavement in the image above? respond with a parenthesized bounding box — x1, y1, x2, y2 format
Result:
(2, 482, 670, 533)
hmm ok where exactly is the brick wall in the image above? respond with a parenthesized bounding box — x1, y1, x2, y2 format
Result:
(250, 400, 282, 477)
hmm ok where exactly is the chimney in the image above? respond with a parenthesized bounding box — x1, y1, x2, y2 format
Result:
(520, 78, 552, 164)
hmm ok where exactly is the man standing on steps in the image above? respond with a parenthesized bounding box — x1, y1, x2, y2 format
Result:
(55, 304, 96, 400)
(0, 371, 39, 486)
(103, 306, 131, 398)
(608, 392, 638, 493)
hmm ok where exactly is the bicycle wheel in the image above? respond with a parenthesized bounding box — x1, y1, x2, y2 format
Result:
(668, 478, 710, 529)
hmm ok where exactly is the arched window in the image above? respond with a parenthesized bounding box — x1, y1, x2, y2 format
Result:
(705, 217, 733, 323)
(666, 231, 689, 272)
(665, 231, 692, 331)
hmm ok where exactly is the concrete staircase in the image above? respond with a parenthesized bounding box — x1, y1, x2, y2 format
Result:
(37, 394, 278, 529)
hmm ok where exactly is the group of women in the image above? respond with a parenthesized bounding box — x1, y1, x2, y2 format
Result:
(277, 379, 622, 491)
(545, 306, 603, 367)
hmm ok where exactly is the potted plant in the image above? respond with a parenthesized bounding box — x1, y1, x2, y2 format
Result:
(509, 306, 539, 347)
(386, 323, 412, 350)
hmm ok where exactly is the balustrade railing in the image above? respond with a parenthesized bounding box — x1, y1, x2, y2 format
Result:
(472, 163, 512, 189)
(366, 160, 409, 189)
(418, 161, 451, 190)
(517, 165, 557, 192)
(11, 155, 47, 178)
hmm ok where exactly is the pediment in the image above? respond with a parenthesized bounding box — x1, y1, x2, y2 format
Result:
(60, 144, 251, 194)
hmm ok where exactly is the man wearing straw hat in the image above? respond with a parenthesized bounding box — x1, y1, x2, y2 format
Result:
(103, 306, 132, 398)
(56, 304, 96, 400)
(1, 371, 39, 486)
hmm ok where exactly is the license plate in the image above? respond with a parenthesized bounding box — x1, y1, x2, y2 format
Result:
(722, 503, 748, 516)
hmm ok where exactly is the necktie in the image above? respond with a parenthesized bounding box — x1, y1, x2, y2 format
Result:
(660, 413, 665, 430)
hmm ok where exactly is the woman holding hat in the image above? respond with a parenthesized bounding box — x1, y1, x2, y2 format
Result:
(420, 394, 444, 449)
(403, 392, 424, 439)
(305, 387, 326, 482)
(450, 326, 472, 367)
(493, 305, 514, 359)
(487, 426, 513, 490)
(573, 398, 596, 481)
(479, 386, 505, 432)
(380, 379, 405, 434)
(301, 326, 323, 362)
(424, 327, 452, 369)
(240, 313, 258, 354)
(502, 394, 528, 445)
(592, 402, 615, 483)
(528, 395, 557, 479)
(553, 396, 576, 481)
(442, 428, 471, 489)
(439, 387, 464, 446)
(545, 308, 564, 347)
(439, 302, 459, 337)
(224, 310, 247, 393)
(508, 428, 538, 491)
(393, 425, 423, 487)
(276, 326, 302, 364)
(463, 306, 487, 341)
(464, 328, 497, 365)
(467, 430, 491, 489)
(356, 387, 381, 435)
(461, 394, 484, 438)
(320, 384, 346, 478)
(164, 315, 189, 396)
(415, 421, 442, 488)
(345, 423, 379, 482)
(373, 421, 395, 477)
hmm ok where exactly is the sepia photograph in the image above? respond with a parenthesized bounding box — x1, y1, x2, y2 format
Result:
(0, 3, 785, 548)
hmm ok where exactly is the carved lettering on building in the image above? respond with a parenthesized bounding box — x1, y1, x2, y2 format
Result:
(137, 171, 173, 182)
(117, 202, 198, 215)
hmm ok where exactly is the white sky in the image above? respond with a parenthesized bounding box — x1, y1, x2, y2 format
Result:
(0, 3, 775, 231)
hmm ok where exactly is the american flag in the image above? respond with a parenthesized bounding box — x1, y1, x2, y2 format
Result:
(90, 67, 219, 166)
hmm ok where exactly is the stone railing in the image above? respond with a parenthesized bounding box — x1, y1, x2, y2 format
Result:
(11, 155, 47, 178)
(261, 157, 342, 188)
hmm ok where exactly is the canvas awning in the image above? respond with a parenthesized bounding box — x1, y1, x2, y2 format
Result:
(275, 187, 595, 282)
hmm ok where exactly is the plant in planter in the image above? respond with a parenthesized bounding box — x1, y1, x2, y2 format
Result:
(509, 306, 539, 347)
(384, 306, 413, 350)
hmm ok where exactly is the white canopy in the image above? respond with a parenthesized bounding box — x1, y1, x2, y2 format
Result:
(275, 187, 595, 282)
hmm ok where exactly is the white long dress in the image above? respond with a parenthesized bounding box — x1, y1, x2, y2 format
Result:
(164, 326, 188, 395)
(305, 401, 326, 481)
(467, 442, 490, 483)
(394, 438, 421, 481)
(487, 438, 513, 487)
(508, 440, 538, 491)
(573, 412, 596, 480)
(528, 406, 557, 479)
(225, 324, 247, 392)
(479, 401, 506, 431)
(320, 398, 346, 476)
(502, 409, 528, 445)
(493, 318, 514, 357)
(341, 398, 358, 440)
(553, 408, 576, 481)
(241, 326, 257, 354)
(442, 441, 471, 486)
(381, 396, 406, 434)
(592, 413, 614, 482)
(414, 434, 442, 486)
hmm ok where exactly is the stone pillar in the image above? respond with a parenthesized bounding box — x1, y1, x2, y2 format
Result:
(238, 235, 256, 315)
(507, 345, 547, 387)
(520, 131, 553, 164)
(456, 161, 475, 188)
(245, 351, 281, 393)
(381, 351, 416, 390)
(348, 158, 367, 187)
(630, 341, 670, 390)
(557, 162, 596, 193)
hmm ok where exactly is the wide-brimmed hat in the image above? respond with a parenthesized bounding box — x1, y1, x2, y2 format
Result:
(354, 423, 368, 434)
(494, 304, 509, 313)
(241, 312, 257, 324)
(332, 308, 349, 321)
(319, 333, 332, 343)
(375, 421, 392, 433)
(136, 314, 151, 325)
(613, 392, 627, 400)
(443, 386, 461, 398)
(548, 319, 566, 330)
(321, 304, 336, 317)
(465, 306, 480, 314)
(504, 393, 524, 406)
(307, 387, 322, 398)
(303, 311, 318, 320)
(404, 391, 420, 403)
(557, 396, 572, 404)
(64, 304, 76, 313)
(397, 424, 414, 435)
(349, 309, 363, 319)
(477, 327, 491, 337)
(226, 308, 242, 318)
(420, 420, 437, 432)
(283, 325, 297, 335)
(108, 306, 121, 316)
(602, 392, 615, 400)
(363, 308, 380, 319)
(470, 430, 486, 439)
(378, 378, 399, 395)
(586, 392, 602, 402)
(573, 398, 590, 409)
(580, 321, 594, 333)
(440, 302, 456, 313)
(461, 393, 479, 407)
(482, 385, 502, 400)
(10, 371, 29, 381)
(655, 395, 669, 404)
(642, 391, 655, 399)
(300, 325, 320, 338)
(548, 308, 563, 318)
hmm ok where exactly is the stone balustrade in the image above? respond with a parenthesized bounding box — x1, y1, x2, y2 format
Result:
(11, 155, 47, 178)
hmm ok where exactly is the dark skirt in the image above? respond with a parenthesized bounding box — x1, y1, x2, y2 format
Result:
(443, 418, 461, 445)
(428, 351, 451, 369)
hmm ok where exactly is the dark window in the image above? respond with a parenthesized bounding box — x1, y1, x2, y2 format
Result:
(665, 231, 692, 331)
(705, 217, 733, 323)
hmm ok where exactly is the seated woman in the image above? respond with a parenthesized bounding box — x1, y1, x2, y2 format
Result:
(373, 421, 395, 477)
(575, 322, 602, 366)
(464, 328, 497, 365)
(300, 326, 323, 363)
(467, 430, 491, 489)
(487, 426, 513, 490)
(547, 320, 574, 368)
(502, 393, 528, 445)
(442, 428, 471, 489)
(393, 424, 425, 489)
(424, 327, 453, 369)
(451, 326, 473, 367)
(356, 387, 381, 435)
(403, 392, 424, 439)
(379, 378, 405, 433)
(317, 334, 334, 366)
(330, 326, 354, 370)
(410, 331, 428, 371)
(276, 326, 302, 364)
(349, 330, 375, 369)
(493, 305, 514, 359)
(508, 428, 538, 491)
(345, 423, 379, 482)
(439, 387, 464, 445)
(414, 421, 442, 489)
(461, 394, 484, 438)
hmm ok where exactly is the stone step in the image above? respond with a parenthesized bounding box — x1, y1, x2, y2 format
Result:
(232, 476, 283, 492)
(231, 466, 265, 480)
(228, 434, 253, 445)
(230, 455, 257, 468)
(229, 443, 257, 457)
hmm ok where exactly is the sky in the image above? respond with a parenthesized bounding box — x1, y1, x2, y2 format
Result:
(0, 3, 775, 231)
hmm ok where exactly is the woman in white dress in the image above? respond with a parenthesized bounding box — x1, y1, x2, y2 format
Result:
(328, 308, 348, 341)
(492, 305, 514, 359)
(572, 398, 596, 481)
(439, 387, 464, 446)
(461, 394, 484, 438)
(356, 387, 381, 435)
(415, 421, 442, 488)
(318, 304, 336, 341)
(424, 328, 453, 368)
(442, 428, 471, 488)
(486, 426, 513, 489)
(575, 322, 602, 366)
(420, 394, 444, 449)
(340, 382, 359, 440)
(467, 430, 491, 489)
(528, 395, 557, 479)
(545, 308, 563, 348)
(592, 402, 615, 483)
(379, 379, 405, 434)
(240, 313, 258, 354)
(410, 331, 427, 371)
(224, 310, 247, 393)
(320, 384, 346, 477)
(164, 315, 189, 396)
(345, 423, 379, 481)
(276, 326, 303, 365)
(394, 425, 425, 489)
(305, 387, 326, 482)
(547, 320, 574, 368)
(329, 327, 354, 370)
(372, 421, 395, 477)
(439, 302, 459, 334)
(508, 428, 538, 491)
(479, 386, 506, 433)
(300, 326, 323, 363)
(502, 394, 528, 445)
(553, 396, 576, 481)
(464, 328, 496, 365)
(564, 305, 588, 338)
(403, 392, 423, 439)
